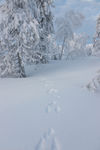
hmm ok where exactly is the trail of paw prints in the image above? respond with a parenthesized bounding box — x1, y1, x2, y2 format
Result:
(35, 128, 61, 150)
(46, 87, 61, 114)
(40, 78, 61, 113)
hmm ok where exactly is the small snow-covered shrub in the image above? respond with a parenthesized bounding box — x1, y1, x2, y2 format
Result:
(86, 72, 100, 92)
(86, 44, 93, 56)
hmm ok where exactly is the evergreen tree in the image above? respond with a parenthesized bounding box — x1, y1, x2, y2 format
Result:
(93, 15, 100, 56)
(0, 0, 39, 77)
(87, 14, 100, 92)
(35, 0, 54, 63)
(0, 0, 54, 77)
(55, 10, 84, 60)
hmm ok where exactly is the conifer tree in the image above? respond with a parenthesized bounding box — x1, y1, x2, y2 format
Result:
(0, 0, 39, 77)
(35, 0, 54, 63)
(0, 0, 54, 77)
(93, 15, 100, 56)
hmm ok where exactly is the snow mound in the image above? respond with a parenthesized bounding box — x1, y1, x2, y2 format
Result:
(87, 72, 100, 92)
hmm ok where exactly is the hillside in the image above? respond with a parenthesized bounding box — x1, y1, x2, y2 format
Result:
(0, 57, 100, 150)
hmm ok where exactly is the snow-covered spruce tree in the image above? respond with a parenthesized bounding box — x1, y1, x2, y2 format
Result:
(46, 34, 59, 60)
(55, 10, 84, 60)
(0, 0, 39, 77)
(86, 71, 100, 92)
(93, 14, 100, 56)
(86, 15, 100, 92)
(35, 0, 54, 63)
(65, 33, 88, 59)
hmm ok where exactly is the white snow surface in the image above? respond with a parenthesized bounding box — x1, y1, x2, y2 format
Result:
(0, 57, 100, 150)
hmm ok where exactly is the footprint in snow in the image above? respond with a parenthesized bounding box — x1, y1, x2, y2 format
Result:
(35, 128, 61, 150)
(40, 79, 54, 90)
(47, 88, 61, 99)
(46, 101, 61, 113)
(55, 105, 61, 113)
(48, 88, 58, 95)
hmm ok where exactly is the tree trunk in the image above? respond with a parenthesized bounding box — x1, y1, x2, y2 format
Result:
(17, 52, 26, 78)
(59, 37, 66, 60)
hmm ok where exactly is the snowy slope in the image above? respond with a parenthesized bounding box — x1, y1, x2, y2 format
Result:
(0, 57, 100, 150)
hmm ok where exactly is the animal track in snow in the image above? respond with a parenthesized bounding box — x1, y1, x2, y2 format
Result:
(40, 78, 61, 114)
(46, 101, 61, 113)
(40, 79, 54, 87)
(47, 88, 61, 100)
(55, 106, 61, 113)
(35, 128, 61, 150)
(48, 88, 58, 95)
(46, 105, 52, 113)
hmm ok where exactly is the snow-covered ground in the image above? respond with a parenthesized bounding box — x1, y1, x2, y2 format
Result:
(0, 57, 100, 150)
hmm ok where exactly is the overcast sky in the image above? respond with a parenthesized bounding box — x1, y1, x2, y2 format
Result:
(54, 0, 100, 43)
